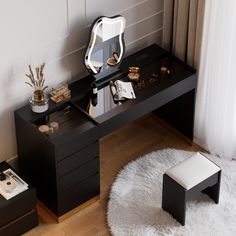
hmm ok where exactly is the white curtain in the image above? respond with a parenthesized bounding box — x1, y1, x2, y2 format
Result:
(194, 1, 236, 160)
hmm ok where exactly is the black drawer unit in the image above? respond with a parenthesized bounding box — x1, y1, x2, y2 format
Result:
(0, 162, 38, 236)
(15, 102, 99, 217)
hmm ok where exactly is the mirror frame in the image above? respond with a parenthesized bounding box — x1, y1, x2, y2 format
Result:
(84, 15, 126, 81)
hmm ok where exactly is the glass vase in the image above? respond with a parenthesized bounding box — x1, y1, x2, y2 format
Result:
(29, 90, 49, 113)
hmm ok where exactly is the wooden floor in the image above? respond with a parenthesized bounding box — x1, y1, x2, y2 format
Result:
(24, 114, 202, 236)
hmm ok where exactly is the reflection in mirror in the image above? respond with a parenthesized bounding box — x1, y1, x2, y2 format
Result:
(87, 85, 118, 119)
(84, 15, 126, 81)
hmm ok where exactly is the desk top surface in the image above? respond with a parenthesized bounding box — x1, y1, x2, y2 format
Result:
(73, 54, 195, 124)
(15, 44, 196, 143)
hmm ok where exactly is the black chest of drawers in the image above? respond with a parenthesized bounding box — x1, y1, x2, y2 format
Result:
(15, 102, 100, 217)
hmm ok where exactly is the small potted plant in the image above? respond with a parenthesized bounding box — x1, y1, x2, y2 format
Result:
(25, 63, 49, 113)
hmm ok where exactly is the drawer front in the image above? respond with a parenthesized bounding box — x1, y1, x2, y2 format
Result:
(55, 126, 99, 161)
(57, 173, 100, 216)
(0, 209, 38, 236)
(58, 157, 99, 192)
(57, 142, 99, 177)
(0, 187, 36, 227)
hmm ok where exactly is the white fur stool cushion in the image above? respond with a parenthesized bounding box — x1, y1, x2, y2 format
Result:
(165, 152, 221, 190)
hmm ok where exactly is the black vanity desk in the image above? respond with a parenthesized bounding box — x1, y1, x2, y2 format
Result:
(14, 44, 197, 220)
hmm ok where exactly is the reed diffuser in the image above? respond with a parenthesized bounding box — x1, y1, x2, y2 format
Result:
(25, 63, 49, 113)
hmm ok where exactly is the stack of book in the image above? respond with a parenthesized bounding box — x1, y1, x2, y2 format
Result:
(50, 83, 71, 103)
(0, 169, 28, 200)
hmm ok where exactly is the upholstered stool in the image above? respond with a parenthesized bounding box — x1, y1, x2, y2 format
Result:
(162, 152, 221, 225)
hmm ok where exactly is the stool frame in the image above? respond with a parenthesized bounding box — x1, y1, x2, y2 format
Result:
(162, 170, 221, 225)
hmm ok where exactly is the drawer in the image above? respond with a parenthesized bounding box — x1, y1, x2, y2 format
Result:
(0, 209, 38, 236)
(55, 124, 99, 160)
(0, 187, 36, 227)
(57, 142, 99, 177)
(58, 157, 99, 192)
(30, 102, 99, 161)
(57, 173, 99, 216)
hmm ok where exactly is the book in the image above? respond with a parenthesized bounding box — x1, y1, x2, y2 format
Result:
(110, 80, 136, 101)
(0, 168, 28, 200)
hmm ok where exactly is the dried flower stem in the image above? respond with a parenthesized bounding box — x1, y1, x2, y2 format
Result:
(25, 63, 47, 91)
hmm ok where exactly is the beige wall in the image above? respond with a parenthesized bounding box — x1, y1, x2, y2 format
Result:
(0, 0, 164, 162)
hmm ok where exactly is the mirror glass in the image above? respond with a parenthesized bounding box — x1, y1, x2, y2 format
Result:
(84, 15, 126, 81)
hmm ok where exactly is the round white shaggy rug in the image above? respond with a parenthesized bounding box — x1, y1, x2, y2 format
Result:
(107, 149, 236, 236)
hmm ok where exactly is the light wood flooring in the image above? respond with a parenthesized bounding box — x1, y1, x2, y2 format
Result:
(24, 113, 202, 236)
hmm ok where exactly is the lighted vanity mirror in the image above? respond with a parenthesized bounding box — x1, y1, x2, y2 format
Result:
(84, 15, 126, 81)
